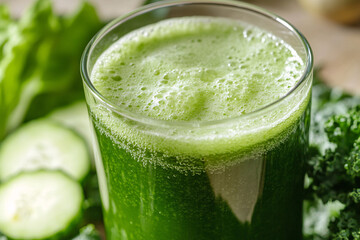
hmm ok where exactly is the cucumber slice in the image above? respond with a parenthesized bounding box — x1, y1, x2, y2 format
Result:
(47, 101, 93, 151)
(0, 171, 83, 240)
(0, 119, 90, 182)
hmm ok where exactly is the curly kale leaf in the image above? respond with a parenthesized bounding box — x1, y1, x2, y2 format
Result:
(310, 73, 360, 153)
(345, 139, 360, 178)
(325, 107, 360, 154)
(307, 106, 360, 240)
(330, 201, 360, 240)
(307, 149, 354, 204)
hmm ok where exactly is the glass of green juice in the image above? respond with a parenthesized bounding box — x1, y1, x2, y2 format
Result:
(81, 1, 313, 239)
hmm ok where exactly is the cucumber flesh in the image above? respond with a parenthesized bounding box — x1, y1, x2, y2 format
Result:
(0, 171, 83, 239)
(47, 101, 93, 152)
(0, 119, 90, 182)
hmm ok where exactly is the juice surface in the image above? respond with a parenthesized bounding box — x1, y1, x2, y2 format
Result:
(88, 17, 311, 240)
(92, 17, 302, 122)
(91, 17, 308, 159)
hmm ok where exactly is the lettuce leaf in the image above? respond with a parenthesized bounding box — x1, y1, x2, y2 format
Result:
(0, 0, 102, 139)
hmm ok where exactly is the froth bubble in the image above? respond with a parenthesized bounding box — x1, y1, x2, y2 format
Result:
(111, 76, 122, 81)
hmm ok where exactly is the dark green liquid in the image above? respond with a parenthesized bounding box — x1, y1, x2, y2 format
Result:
(90, 104, 310, 240)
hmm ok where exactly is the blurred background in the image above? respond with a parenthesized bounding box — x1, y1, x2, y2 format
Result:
(2, 0, 360, 93)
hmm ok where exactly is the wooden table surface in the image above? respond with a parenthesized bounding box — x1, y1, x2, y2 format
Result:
(249, 0, 360, 94)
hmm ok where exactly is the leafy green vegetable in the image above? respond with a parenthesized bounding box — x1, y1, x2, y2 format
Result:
(303, 199, 344, 240)
(306, 103, 360, 239)
(71, 225, 101, 240)
(326, 108, 360, 154)
(304, 71, 360, 240)
(0, 0, 102, 139)
(309, 106, 360, 203)
(310, 72, 360, 153)
(0, 5, 13, 57)
(0, 0, 53, 138)
(24, 1, 103, 121)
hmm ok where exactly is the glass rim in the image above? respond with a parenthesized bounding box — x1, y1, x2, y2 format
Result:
(81, 0, 313, 128)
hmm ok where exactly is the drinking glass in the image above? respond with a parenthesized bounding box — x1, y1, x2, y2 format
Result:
(81, 1, 313, 239)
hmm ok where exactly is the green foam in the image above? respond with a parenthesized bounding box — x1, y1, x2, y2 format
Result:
(89, 17, 310, 162)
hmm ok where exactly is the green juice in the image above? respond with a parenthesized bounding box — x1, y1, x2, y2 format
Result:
(87, 17, 311, 240)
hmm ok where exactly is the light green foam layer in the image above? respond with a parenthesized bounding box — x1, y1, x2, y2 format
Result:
(89, 17, 311, 163)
